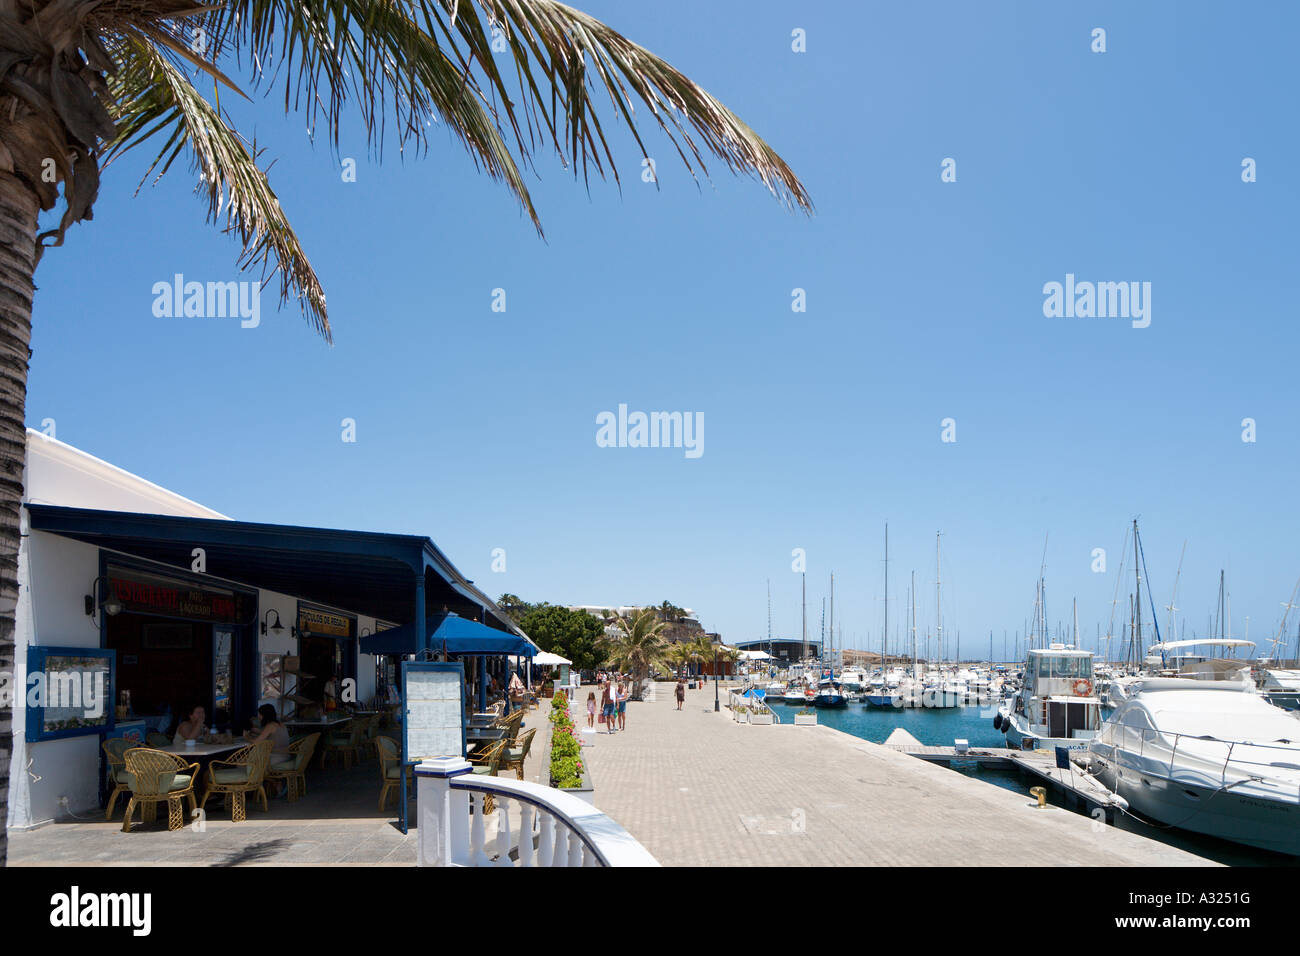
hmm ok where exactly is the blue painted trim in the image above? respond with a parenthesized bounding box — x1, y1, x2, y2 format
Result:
(413, 764, 472, 779)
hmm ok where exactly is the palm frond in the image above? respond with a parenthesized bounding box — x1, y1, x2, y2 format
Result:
(105, 36, 330, 338)
(200, 0, 811, 214)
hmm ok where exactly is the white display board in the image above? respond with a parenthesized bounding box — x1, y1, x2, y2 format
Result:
(404, 665, 464, 761)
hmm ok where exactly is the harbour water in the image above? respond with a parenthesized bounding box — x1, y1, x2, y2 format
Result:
(768, 699, 1293, 866)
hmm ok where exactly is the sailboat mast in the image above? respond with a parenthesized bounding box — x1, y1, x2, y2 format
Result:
(935, 532, 942, 667)
(910, 571, 917, 679)
(1134, 519, 1142, 664)
(883, 524, 889, 674)
(1072, 598, 1078, 646)
(766, 578, 773, 659)
(829, 572, 835, 673)
(801, 572, 807, 662)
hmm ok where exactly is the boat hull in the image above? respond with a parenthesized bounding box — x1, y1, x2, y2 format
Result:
(1090, 746, 1300, 856)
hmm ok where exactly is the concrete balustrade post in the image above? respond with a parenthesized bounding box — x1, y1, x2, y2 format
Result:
(415, 757, 472, 867)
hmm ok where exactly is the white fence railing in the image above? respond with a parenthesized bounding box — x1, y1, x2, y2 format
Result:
(415, 757, 659, 867)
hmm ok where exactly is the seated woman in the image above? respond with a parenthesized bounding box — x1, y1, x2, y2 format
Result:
(245, 704, 293, 796)
(173, 705, 207, 745)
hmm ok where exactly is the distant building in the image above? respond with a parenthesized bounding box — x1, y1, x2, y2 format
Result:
(734, 637, 823, 662)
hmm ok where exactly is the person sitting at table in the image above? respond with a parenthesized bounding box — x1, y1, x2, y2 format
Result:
(174, 704, 206, 745)
(245, 704, 293, 796)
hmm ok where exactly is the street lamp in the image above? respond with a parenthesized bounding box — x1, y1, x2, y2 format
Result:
(714, 647, 720, 711)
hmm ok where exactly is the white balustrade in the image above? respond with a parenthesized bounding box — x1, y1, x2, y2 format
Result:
(415, 756, 659, 867)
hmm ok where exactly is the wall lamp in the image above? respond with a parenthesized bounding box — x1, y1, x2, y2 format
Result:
(262, 609, 286, 636)
(84, 576, 122, 625)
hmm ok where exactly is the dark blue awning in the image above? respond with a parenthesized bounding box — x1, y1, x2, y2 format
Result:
(361, 613, 536, 657)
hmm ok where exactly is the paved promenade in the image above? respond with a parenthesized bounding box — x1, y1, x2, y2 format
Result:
(570, 682, 1214, 867)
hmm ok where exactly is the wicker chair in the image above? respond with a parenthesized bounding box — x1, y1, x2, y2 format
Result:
(467, 740, 507, 814)
(494, 709, 525, 747)
(375, 736, 408, 812)
(358, 713, 383, 759)
(266, 733, 319, 802)
(319, 719, 364, 770)
(146, 732, 172, 749)
(121, 748, 199, 833)
(501, 727, 537, 781)
(102, 739, 134, 821)
(199, 740, 271, 822)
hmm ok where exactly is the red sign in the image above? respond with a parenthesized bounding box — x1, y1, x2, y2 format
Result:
(108, 565, 249, 624)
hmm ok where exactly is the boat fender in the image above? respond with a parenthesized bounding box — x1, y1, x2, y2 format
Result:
(992, 713, 1002, 730)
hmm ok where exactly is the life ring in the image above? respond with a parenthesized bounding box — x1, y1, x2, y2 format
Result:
(1073, 678, 1093, 696)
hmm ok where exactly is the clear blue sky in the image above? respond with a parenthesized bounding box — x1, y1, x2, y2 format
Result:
(27, 0, 1300, 660)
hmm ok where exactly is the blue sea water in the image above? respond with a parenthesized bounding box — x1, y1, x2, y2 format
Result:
(767, 699, 1004, 747)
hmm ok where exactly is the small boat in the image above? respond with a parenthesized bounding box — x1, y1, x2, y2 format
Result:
(812, 681, 847, 708)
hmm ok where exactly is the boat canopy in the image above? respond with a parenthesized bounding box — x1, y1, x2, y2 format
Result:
(1149, 639, 1255, 653)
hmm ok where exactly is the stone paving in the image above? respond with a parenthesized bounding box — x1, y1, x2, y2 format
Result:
(7, 711, 551, 867)
(569, 681, 1215, 867)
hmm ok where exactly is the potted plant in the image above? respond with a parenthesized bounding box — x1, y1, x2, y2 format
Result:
(793, 707, 817, 726)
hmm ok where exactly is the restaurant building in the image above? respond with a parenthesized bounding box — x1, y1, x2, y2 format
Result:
(7, 430, 532, 830)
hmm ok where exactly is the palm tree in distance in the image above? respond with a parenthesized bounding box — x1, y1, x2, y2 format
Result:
(0, 0, 812, 864)
(600, 608, 670, 701)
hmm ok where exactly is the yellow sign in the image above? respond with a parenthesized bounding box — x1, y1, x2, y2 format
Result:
(298, 606, 352, 637)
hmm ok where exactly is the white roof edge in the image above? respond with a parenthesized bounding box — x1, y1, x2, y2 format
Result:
(25, 428, 231, 520)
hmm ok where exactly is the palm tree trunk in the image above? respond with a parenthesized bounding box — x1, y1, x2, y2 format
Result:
(0, 171, 39, 868)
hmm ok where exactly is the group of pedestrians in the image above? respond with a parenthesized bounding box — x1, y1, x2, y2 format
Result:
(586, 675, 629, 734)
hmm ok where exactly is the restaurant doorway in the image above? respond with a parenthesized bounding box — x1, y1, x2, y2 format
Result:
(101, 559, 258, 735)
(296, 602, 357, 712)
(107, 613, 212, 734)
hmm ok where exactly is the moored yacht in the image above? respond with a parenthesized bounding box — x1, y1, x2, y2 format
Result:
(1087, 677, 1300, 856)
(995, 645, 1102, 751)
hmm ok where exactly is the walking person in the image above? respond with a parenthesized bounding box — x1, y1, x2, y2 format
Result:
(586, 691, 597, 728)
(675, 679, 686, 710)
(616, 680, 629, 731)
(600, 680, 616, 734)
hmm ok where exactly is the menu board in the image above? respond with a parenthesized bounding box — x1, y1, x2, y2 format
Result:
(402, 662, 465, 762)
(25, 646, 115, 742)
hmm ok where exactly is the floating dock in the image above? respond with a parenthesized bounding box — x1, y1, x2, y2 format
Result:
(886, 742, 1129, 822)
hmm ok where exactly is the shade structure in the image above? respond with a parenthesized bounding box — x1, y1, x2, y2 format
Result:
(530, 650, 571, 666)
(360, 612, 537, 657)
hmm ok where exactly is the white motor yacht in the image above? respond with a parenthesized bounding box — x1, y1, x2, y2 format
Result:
(995, 645, 1102, 751)
(1087, 677, 1300, 856)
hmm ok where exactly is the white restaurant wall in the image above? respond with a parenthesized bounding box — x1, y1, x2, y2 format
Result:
(10, 531, 109, 828)
(9, 431, 227, 829)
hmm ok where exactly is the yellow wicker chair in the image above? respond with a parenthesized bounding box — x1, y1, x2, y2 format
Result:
(358, 713, 382, 759)
(467, 740, 507, 814)
(319, 719, 364, 770)
(199, 740, 271, 822)
(121, 748, 199, 833)
(501, 727, 537, 781)
(494, 709, 525, 747)
(146, 732, 172, 748)
(102, 739, 134, 821)
(375, 735, 408, 812)
(266, 733, 319, 802)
